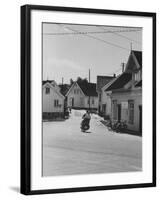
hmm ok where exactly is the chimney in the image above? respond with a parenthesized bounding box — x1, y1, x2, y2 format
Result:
(113, 74, 116, 78)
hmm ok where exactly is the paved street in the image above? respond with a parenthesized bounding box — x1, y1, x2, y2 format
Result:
(43, 109, 142, 176)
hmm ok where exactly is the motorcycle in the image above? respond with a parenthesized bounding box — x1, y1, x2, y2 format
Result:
(81, 118, 90, 132)
(111, 120, 127, 133)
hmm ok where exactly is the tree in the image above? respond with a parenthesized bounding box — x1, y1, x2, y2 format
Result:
(70, 78, 74, 85)
(77, 77, 88, 84)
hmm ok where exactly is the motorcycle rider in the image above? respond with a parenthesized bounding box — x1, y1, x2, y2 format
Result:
(81, 110, 91, 130)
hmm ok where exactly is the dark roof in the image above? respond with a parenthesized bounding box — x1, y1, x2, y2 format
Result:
(59, 84, 71, 96)
(78, 82, 98, 97)
(96, 75, 115, 92)
(43, 80, 67, 96)
(132, 51, 142, 67)
(135, 80, 142, 87)
(105, 73, 132, 91)
(42, 80, 53, 85)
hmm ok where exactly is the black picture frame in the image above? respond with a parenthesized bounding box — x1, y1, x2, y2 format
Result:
(21, 4, 156, 195)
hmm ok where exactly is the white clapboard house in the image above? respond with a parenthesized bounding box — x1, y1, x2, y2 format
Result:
(66, 81, 98, 110)
(42, 80, 65, 119)
(100, 77, 117, 118)
(105, 50, 142, 133)
(96, 75, 115, 117)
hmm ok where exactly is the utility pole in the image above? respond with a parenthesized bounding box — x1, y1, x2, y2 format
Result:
(130, 42, 132, 51)
(89, 69, 90, 110)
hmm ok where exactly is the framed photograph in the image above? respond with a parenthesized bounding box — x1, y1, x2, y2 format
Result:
(21, 4, 156, 195)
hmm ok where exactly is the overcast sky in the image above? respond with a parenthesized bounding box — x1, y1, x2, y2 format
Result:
(42, 23, 142, 84)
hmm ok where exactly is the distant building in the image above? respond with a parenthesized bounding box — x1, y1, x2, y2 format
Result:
(105, 51, 142, 133)
(100, 77, 117, 118)
(58, 84, 71, 96)
(66, 81, 98, 110)
(58, 83, 71, 115)
(42, 80, 65, 119)
(96, 75, 115, 116)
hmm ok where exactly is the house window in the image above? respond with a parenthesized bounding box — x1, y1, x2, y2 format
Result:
(74, 89, 77, 94)
(135, 70, 141, 82)
(54, 99, 59, 107)
(112, 100, 117, 120)
(45, 87, 50, 94)
(128, 100, 134, 124)
(92, 98, 94, 105)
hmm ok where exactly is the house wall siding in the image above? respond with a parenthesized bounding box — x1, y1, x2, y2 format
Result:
(67, 83, 98, 109)
(67, 85, 85, 108)
(101, 89, 112, 117)
(43, 87, 64, 113)
(111, 89, 142, 132)
(84, 96, 98, 109)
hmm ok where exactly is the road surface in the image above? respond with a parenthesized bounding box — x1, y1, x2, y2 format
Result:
(43, 109, 142, 176)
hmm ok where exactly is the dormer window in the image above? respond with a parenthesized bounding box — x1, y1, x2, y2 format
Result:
(134, 70, 142, 82)
(45, 87, 50, 94)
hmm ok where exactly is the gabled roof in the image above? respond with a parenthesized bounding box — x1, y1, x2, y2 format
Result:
(125, 50, 142, 72)
(78, 82, 98, 97)
(66, 81, 98, 97)
(102, 77, 117, 91)
(42, 80, 53, 85)
(65, 82, 85, 97)
(43, 82, 65, 99)
(43, 80, 59, 87)
(133, 51, 142, 67)
(96, 75, 115, 93)
(105, 73, 132, 91)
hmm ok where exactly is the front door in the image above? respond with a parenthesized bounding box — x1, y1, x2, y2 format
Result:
(72, 98, 74, 107)
(102, 104, 106, 116)
(117, 104, 121, 122)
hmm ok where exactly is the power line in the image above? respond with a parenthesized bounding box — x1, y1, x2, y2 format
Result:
(99, 26, 142, 45)
(106, 67, 122, 76)
(112, 32, 141, 44)
(61, 26, 130, 51)
(43, 29, 141, 36)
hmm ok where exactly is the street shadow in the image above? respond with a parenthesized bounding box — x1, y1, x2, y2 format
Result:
(9, 186, 20, 193)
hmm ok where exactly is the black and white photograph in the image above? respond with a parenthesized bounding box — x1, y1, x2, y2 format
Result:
(0, 0, 159, 199)
(42, 23, 143, 177)
(20, 5, 156, 194)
